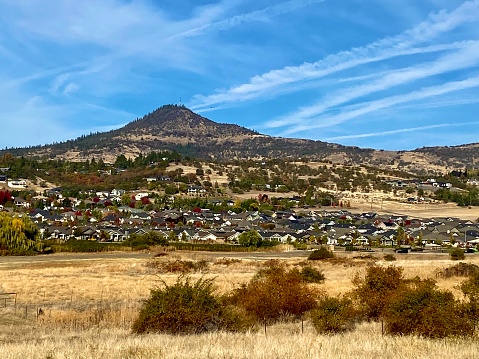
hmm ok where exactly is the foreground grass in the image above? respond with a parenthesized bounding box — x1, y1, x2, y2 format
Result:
(1, 321, 479, 359)
(2, 251, 479, 358)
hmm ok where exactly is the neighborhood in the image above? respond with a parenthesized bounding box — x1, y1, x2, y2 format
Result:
(5, 187, 479, 249)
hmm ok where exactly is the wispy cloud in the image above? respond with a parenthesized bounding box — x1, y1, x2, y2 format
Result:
(267, 40, 479, 128)
(190, 0, 479, 112)
(325, 121, 479, 141)
(170, 0, 325, 40)
(280, 74, 479, 134)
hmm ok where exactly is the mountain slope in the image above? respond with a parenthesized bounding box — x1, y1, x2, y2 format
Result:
(6, 105, 372, 162)
(1, 105, 475, 175)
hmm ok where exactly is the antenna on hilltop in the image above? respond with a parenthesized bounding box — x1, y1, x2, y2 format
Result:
(179, 97, 182, 106)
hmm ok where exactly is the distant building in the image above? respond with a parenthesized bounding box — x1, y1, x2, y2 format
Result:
(8, 179, 27, 189)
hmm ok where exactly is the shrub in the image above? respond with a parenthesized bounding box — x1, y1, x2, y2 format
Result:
(352, 265, 404, 321)
(293, 242, 308, 250)
(384, 279, 473, 338)
(238, 230, 263, 247)
(214, 258, 241, 266)
(310, 296, 356, 334)
(450, 248, 465, 261)
(345, 245, 360, 252)
(123, 231, 168, 250)
(459, 272, 479, 328)
(172, 242, 252, 252)
(228, 265, 318, 324)
(383, 254, 396, 261)
(438, 262, 479, 278)
(146, 259, 209, 274)
(308, 247, 334, 260)
(132, 277, 250, 334)
(300, 266, 325, 283)
(53, 239, 112, 253)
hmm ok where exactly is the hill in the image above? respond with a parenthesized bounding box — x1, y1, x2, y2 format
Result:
(1, 105, 475, 175)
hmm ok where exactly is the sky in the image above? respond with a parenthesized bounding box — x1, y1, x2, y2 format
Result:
(1, 0, 479, 151)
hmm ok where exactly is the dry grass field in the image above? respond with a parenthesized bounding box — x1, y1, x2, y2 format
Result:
(1, 250, 479, 358)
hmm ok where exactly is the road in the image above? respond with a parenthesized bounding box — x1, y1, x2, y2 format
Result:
(0, 250, 312, 265)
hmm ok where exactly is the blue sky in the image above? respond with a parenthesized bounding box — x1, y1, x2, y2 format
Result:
(1, 0, 479, 151)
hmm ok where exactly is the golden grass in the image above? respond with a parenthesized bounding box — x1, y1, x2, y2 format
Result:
(1, 321, 479, 359)
(2, 251, 479, 358)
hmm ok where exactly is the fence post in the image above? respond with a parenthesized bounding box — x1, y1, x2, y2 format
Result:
(24, 305, 28, 320)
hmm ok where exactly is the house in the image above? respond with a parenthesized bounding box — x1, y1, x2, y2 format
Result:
(47, 188, 62, 197)
(187, 185, 206, 195)
(8, 179, 27, 189)
(29, 209, 51, 223)
(379, 230, 397, 247)
(14, 197, 29, 208)
(193, 231, 218, 241)
(134, 193, 149, 201)
(176, 229, 196, 241)
(104, 227, 128, 242)
(74, 226, 100, 240)
(48, 226, 74, 241)
(110, 189, 126, 197)
(211, 229, 236, 242)
(130, 211, 151, 221)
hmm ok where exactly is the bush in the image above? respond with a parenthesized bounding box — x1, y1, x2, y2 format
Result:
(310, 296, 356, 334)
(460, 272, 479, 328)
(146, 259, 209, 274)
(228, 265, 318, 324)
(345, 245, 360, 252)
(300, 266, 325, 283)
(308, 247, 334, 260)
(214, 258, 241, 266)
(172, 242, 254, 252)
(123, 231, 168, 250)
(384, 279, 473, 338)
(450, 248, 465, 261)
(132, 277, 251, 334)
(238, 230, 263, 247)
(352, 265, 404, 321)
(438, 262, 479, 278)
(52, 239, 113, 253)
(293, 242, 308, 250)
(383, 254, 396, 261)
